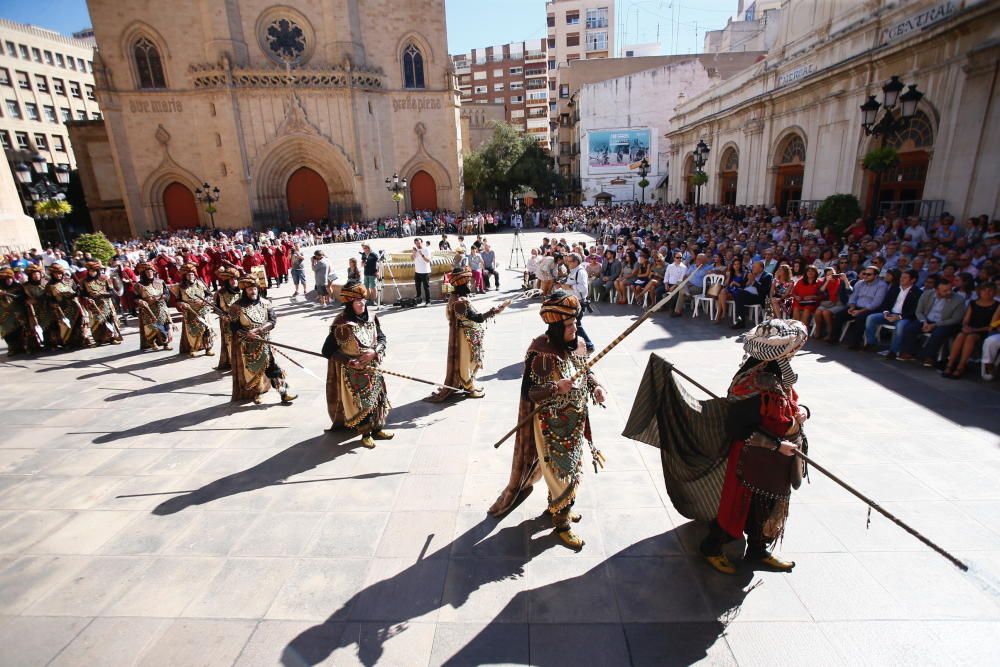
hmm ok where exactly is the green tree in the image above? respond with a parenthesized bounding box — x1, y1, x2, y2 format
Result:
(73, 232, 116, 263)
(462, 121, 562, 207)
(816, 194, 863, 236)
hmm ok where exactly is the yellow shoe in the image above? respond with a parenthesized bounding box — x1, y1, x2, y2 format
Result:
(252, 395, 263, 405)
(372, 430, 394, 440)
(555, 528, 584, 550)
(704, 554, 737, 575)
(360, 435, 377, 449)
(205, 350, 215, 357)
(754, 553, 796, 571)
(281, 393, 297, 404)
(466, 388, 485, 399)
(568, 511, 582, 523)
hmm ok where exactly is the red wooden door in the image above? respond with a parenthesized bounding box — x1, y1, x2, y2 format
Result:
(286, 167, 329, 223)
(410, 170, 437, 211)
(163, 182, 199, 230)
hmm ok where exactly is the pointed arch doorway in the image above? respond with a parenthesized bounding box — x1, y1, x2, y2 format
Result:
(410, 170, 437, 211)
(286, 167, 329, 224)
(163, 182, 199, 230)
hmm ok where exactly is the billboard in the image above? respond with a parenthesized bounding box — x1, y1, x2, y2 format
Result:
(587, 128, 651, 174)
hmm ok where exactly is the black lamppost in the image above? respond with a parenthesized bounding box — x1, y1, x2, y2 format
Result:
(194, 182, 220, 229)
(385, 172, 407, 218)
(14, 154, 71, 249)
(693, 139, 710, 221)
(860, 75, 924, 214)
(637, 157, 650, 203)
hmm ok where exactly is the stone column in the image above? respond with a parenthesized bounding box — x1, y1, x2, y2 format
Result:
(0, 159, 40, 254)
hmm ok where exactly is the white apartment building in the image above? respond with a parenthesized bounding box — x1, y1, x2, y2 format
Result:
(0, 19, 101, 174)
(546, 1, 614, 187)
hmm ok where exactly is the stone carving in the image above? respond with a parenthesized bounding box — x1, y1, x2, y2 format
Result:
(155, 124, 170, 146)
(189, 63, 385, 90)
(276, 93, 320, 137)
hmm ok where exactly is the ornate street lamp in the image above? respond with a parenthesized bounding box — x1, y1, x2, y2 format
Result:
(385, 172, 407, 219)
(859, 75, 924, 214)
(13, 154, 71, 248)
(693, 139, 710, 221)
(637, 157, 650, 204)
(194, 182, 221, 229)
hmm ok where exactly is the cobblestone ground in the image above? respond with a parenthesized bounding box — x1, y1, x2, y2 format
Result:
(1, 230, 998, 666)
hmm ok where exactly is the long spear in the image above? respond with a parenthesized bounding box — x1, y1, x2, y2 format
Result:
(258, 337, 466, 393)
(665, 363, 969, 572)
(492, 272, 694, 449)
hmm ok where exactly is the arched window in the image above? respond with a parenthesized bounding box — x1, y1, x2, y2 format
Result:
(887, 110, 934, 151)
(133, 37, 166, 89)
(402, 44, 425, 89)
(778, 134, 806, 165)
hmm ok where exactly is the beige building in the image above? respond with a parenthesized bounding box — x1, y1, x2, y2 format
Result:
(547, 1, 615, 170)
(459, 103, 507, 153)
(84, 0, 463, 237)
(0, 20, 101, 173)
(703, 0, 782, 54)
(452, 40, 550, 148)
(666, 0, 1000, 221)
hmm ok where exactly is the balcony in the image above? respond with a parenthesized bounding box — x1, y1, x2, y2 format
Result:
(525, 51, 547, 61)
(524, 68, 547, 78)
(525, 80, 547, 90)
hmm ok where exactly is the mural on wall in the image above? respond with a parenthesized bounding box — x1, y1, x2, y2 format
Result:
(587, 128, 651, 174)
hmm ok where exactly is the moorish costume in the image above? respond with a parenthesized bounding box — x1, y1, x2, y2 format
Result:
(489, 291, 607, 550)
(19, 265, 50, 353)
(133, 262, 173, 351)
(426, 267, 508, 401)
(321, 280, 392, 449)
(213, 268, 242, 371)
(0, 268, 34, 355)
(622, 318, 809, 574)
(171, 263, 215, 357)
(43, 265, 93, 349)
(228, 276, 296, 405)
(79, 260, 123, 346)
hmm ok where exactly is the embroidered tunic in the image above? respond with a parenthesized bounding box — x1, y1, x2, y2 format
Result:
(133, 279, 172, 349)
(45, 278, 93, 348)
(323, 313, 390, 434)
(172, 280, 214, 354)
(490, 336, 601, 516)
(213, 286, 242, 371)
(80, 276, 122, 344)
(229, 296, 280, 401)
(0, 282, 34, 354)
(426, 295, 499, 401)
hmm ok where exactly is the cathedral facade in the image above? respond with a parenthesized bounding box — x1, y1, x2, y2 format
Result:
(87, 0, 463, 235)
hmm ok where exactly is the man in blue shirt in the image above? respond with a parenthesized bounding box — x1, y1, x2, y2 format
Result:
(833, 266, 888, 347)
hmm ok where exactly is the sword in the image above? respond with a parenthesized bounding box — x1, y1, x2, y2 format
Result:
(493, 272, 694, 449)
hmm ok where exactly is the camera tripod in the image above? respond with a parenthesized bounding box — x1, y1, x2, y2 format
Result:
(508, 228, 526, 269)
(375, 251, 404, 310)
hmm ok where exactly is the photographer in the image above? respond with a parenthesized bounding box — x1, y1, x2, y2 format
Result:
(412, 238, 432, 306)
(360, 244, 379, 305)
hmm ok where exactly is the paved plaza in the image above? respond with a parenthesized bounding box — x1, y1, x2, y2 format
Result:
(0, 230, 998, 666)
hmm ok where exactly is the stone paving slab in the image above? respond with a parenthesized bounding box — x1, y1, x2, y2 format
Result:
(1, 229, 998, 665)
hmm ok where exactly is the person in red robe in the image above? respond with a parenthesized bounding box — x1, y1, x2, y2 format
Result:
(153, 251, 174, 283)
(261, 245, 279, 287)
(273, 242, 289, 285)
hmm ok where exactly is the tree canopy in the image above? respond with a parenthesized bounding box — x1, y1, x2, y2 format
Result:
(463, 121, 564, 207)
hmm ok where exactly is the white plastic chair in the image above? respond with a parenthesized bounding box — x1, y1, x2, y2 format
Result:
(745, 304, 763, 326)
(692, 274, 724, 319)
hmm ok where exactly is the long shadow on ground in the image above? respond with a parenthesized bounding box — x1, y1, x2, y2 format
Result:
(152, 430, 388, 515)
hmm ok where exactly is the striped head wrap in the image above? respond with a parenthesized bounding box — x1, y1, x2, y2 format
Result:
(737, 318, 808, 361)
(216, 267, 240, 281)
(540, 290, 580, 323)
(338, 280, 368, 303)
(450, 267, 472, 287)
(180, 262, 198, 274)
(0, 267, 14, 279)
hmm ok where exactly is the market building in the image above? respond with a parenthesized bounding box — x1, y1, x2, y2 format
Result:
(665, 0, 999, 220)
